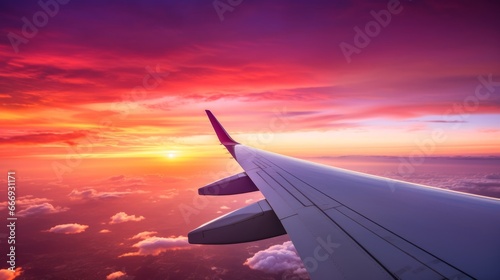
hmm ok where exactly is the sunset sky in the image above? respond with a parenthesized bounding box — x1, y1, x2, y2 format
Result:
(0, 0, 499, 279)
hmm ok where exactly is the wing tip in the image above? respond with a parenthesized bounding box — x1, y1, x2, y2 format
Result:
(205, 110, 239, 145)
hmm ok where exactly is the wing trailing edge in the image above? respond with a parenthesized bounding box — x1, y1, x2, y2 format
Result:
(198, 172, 259, 195)
(188, 199, 286, 244)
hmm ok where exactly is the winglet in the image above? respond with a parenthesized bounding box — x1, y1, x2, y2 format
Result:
(205, 110, 239, 145)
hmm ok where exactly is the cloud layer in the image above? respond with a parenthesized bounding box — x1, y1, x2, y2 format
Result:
(69, 189, 133, 200)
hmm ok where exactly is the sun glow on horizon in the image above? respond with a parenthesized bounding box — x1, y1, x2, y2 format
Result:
(165, 151, 177, 159)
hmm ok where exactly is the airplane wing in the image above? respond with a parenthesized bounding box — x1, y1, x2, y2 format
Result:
(188, 110, 500, 280)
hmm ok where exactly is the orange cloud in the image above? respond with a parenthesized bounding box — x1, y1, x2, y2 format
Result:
(0, 267, 22, 280)
(106, 271, 126, 279)
(129, 231, 158, 240)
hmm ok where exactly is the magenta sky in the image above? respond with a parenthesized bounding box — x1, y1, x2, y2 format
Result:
(1, 0, 499, 162)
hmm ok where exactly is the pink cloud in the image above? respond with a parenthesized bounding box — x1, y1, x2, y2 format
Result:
(45, 223, 89, 234)
(120, 236, 190, 257)
(109, 212, 145, 224)
(244, 241, 306, 276)
(17, 203, 68, 217)
(99, 229, 111, 234)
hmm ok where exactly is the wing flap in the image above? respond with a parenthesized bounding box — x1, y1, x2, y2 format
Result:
(188, 199, 286, 244)
(198, 172, 258, 195)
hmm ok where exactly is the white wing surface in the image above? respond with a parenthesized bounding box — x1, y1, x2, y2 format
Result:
(188, 110, 500, 280)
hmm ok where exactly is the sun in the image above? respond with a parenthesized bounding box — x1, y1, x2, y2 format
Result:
(165, 151, 177, 159)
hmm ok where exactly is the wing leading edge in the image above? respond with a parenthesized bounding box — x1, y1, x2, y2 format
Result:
(188, 110, 500, 280)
